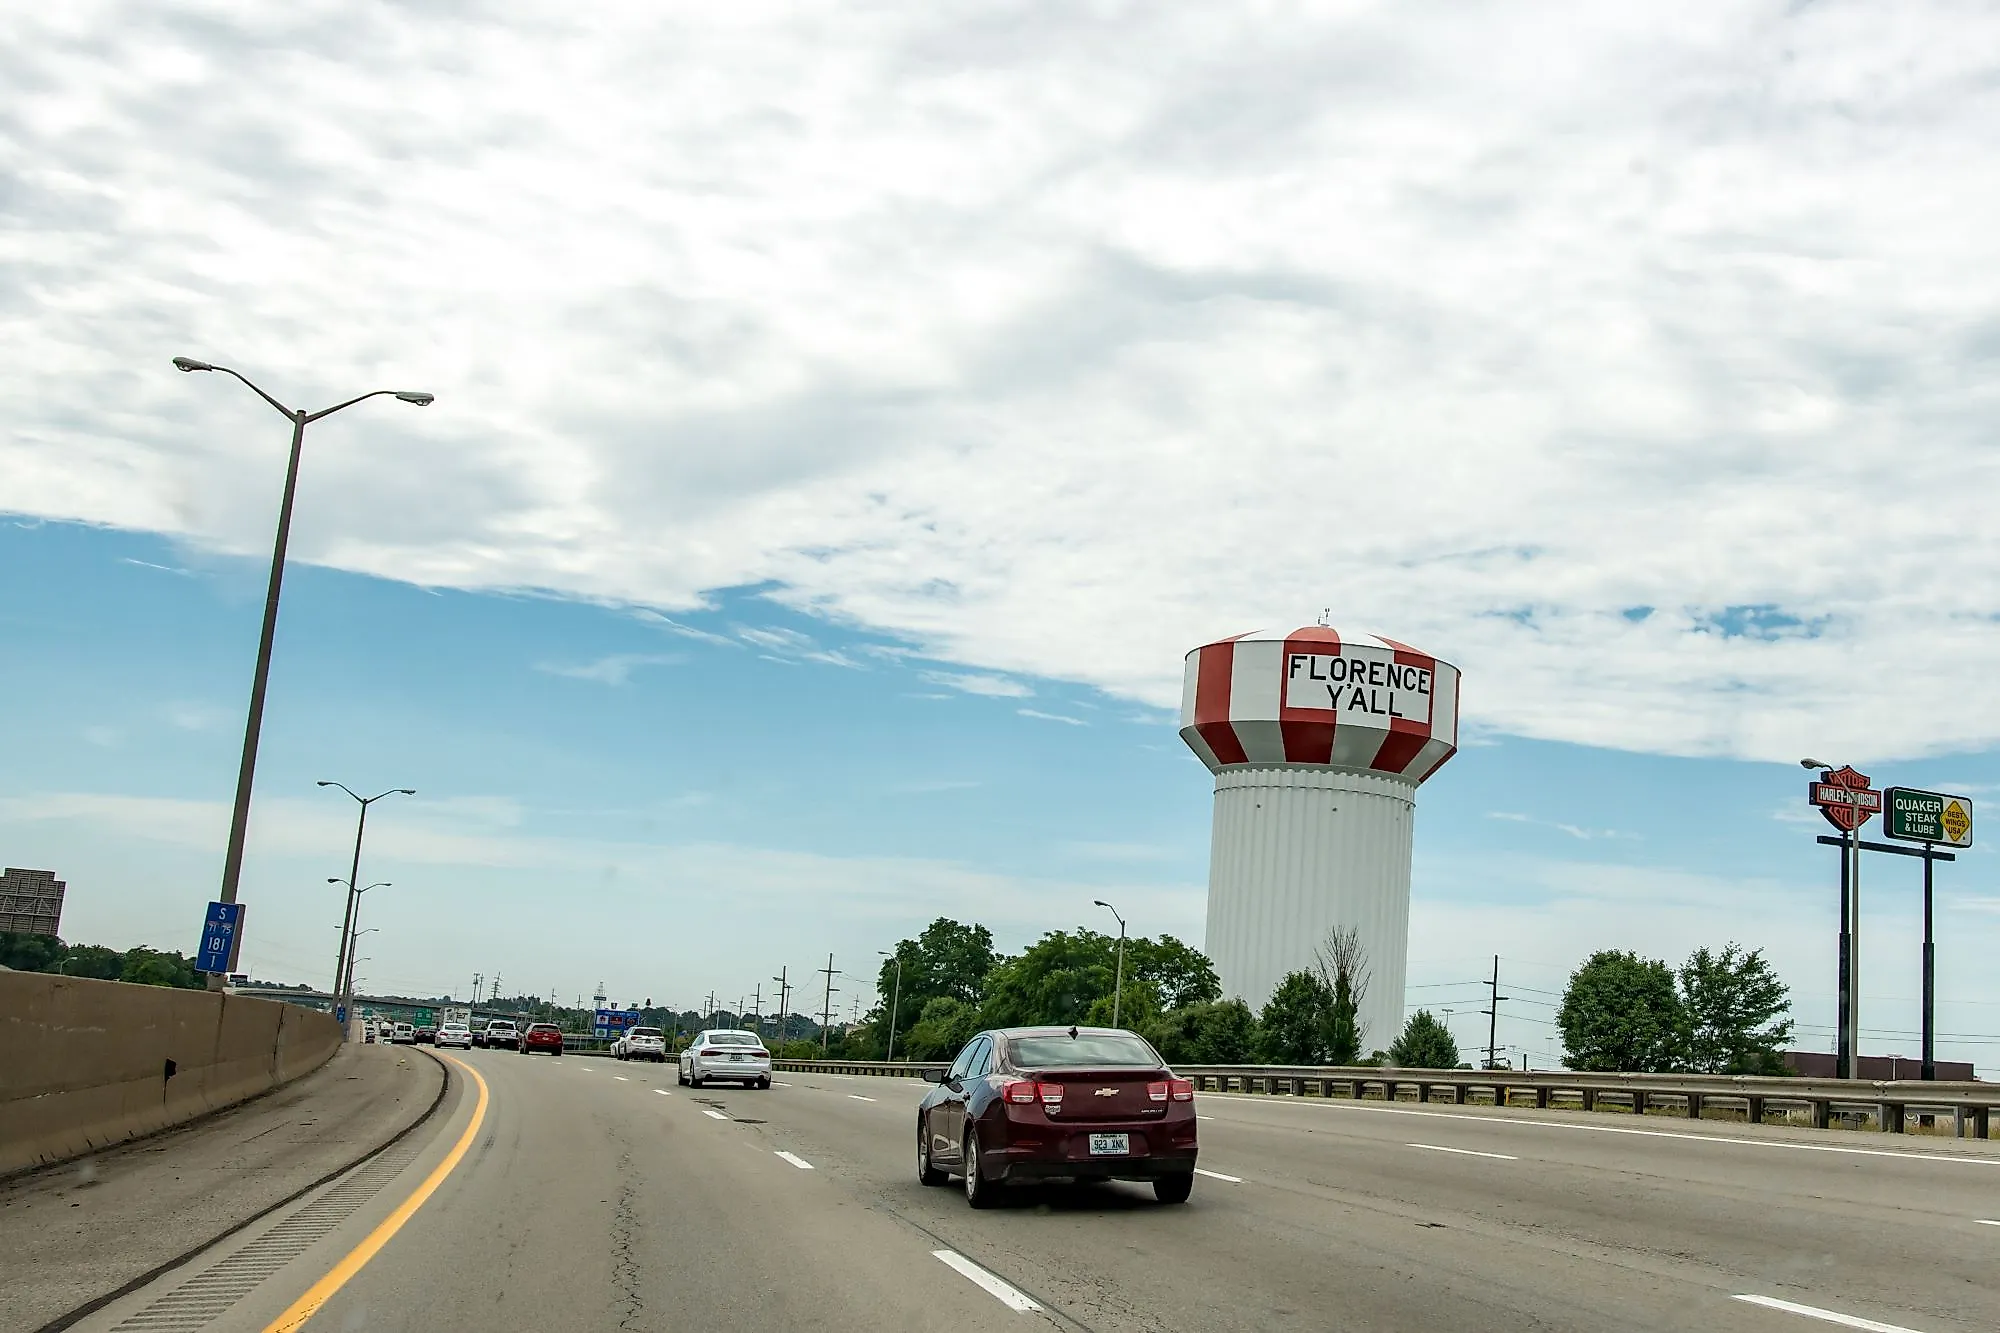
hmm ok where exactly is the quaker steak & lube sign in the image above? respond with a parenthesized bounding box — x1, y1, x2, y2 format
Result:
(1883, 787, 1975, 848)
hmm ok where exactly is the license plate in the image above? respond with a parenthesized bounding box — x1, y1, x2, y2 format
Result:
(1088, 1133, 1129, 1156)
(729, 1054, 748, 1061)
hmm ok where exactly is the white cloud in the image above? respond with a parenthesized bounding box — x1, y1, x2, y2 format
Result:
(631, 610, 738, 648)
(1485, 812, 1639, 842)
(533, 652, 682, 685)
(7, 5, 2000, 761)
(163, 701, 228, 731)
(82, 725, 121, 748)
(918, 670, 1032, 699)
(1018, 708, 1087, 727)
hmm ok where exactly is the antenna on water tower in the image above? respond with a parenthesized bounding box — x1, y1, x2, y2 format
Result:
(1317, 607, 1331, 627)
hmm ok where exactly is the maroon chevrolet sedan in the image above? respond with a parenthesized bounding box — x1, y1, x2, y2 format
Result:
(917, 1026, 1197, 1207)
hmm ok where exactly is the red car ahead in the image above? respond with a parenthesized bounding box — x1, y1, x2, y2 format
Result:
(519, 1022, 564, 1056)
(917, 1026, 1197, 1207)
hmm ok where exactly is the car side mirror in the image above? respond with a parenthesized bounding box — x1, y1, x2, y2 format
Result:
(921, 1068, 947, 1083)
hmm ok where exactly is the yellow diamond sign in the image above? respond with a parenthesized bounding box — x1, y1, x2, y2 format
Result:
(1942, 800, 1971, 844)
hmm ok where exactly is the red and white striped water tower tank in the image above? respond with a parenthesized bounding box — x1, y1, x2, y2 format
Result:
(1179, 626, 1461, 1052)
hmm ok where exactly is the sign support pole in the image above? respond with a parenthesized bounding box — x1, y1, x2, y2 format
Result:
(1836, 831, 1853, 1081)
(1922, 844, 1936, 1082)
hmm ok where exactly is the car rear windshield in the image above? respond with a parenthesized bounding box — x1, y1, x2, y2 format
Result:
(630, 1028, 662, 1038)
(528, 1024, 559, 1033)
(1008, 1034, 1160, 1068)
(707, 1032, 761, 1046)
(488, 1022, 514, 1030)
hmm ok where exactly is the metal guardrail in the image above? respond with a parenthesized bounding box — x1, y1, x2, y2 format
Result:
(772, 1059, 1996, 1138)
(775, 1059, 947, 1078)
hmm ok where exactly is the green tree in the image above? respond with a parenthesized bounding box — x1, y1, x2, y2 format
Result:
(874, 918, 998, 1052)
(1143, 999, 1259, 1064)
(1315, 926, 1370, 1065)
(118, 947, 204, 989)
(1257, 970, 1335, 1063)
(1123, 935, 1221, 1011)
(1388, 1009, 1460, 1069)
(0, 932, 66, 972)
(1678, 943, 1793, 1074)
(977, 929, 1124, 1028)
(904, 995, 982, 1061)
(1558, 950, 1686, 1072)
(62, 945, 125, 980)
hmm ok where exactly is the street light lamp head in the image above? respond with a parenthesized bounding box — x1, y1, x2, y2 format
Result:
(1800, 758, 1832, 770)
(394, 392, 435, 406)
(1094, 900, 1109, 908)
(397, 788, 417, 795)
(171, 356, 214, 373)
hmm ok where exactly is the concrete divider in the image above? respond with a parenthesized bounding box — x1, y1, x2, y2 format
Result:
(0, 971, 344, 1176)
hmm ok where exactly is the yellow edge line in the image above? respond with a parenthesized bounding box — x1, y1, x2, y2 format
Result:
(262, 1051, 489, 1333)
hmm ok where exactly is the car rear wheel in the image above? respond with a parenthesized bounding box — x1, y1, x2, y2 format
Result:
(1153, 1173, 1193, 1205)
(963, 1127, 999, 1209)
(918, 1118, 947, 1186)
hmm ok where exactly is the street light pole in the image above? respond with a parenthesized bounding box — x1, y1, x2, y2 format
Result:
(879, 949, 904, 1062)
(172, 358, 432, 993)
(1094, 900, 1128, 1029)
(321, 781, 414, 1039)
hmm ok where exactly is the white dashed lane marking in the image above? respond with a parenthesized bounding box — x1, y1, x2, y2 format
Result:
(701, 1109, 729, 1121)
(775, 1151, 814, 1170)
(932, 1250, 1041, 1312)
(1408, 1143, 1518, 1161)
(1194, 1168, 1241, 1183)
(848, 1094, 877, 1102)
(614, 1076, 629, 1082)
(1732, 1294, 1927, 1331)
(653, 1089, 671, 1097)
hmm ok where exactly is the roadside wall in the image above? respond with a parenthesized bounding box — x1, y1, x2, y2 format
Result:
(0, 972, 343, 1176)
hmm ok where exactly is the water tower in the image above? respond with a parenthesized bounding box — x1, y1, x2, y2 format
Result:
(1179, 625, 1461, 1053)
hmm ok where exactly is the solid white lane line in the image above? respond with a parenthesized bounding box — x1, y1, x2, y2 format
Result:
(931, 1250, 1041, 1312)
(1198, 1115, 1214, 1121)
(701, 1109, 729, 1121)
(775, 1151, 815, 1170)
(1200, 1093, 2000, 1168)
(849, 1094, 877, 1102)
(1194, 1168, 1242, 1183)
(653, 1089, 672, 1097)
(774, 1081, 792, 1087)
(614, 1076, 630, 1082)
(1409, 1143, 1518, 1161)
(1731, 1294, 1926, 1331)
(1978, 1219, 1999, 1226)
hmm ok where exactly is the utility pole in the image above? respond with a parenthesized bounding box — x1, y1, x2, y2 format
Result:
(752, 985, 763, 1040)
(818, 953, 838, 1052)
(880, 950, 904, 1063)
(1480, 956, 1508, 1070)
(491, 974, 502, 1004)
(772, 967, 791, 1052)
(471, 973, 482, 1008)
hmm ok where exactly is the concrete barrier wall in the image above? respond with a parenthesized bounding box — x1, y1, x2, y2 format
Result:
(0, 971, 344, 1176)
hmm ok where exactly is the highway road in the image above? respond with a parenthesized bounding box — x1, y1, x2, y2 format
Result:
(64, 1049, 2000, 1332)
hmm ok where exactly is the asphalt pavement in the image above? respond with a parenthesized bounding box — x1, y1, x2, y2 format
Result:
(64, 1049, 2000, 1332)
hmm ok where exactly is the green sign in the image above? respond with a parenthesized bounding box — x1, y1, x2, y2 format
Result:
(416, 1008, 435, 1025)
(1883, 787, 1974, 847)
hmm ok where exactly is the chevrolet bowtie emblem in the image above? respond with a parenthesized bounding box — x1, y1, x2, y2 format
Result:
(1094, 1087, 1119, 1097)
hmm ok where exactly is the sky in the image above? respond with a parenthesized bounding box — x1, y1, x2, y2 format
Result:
(5, 2, 2000, 1072)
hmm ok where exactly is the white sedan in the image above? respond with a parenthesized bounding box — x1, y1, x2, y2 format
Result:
(612, 1026, 669, 1062)
(436, 1023, 474, 1049)
(678, 1029, 772, 1089)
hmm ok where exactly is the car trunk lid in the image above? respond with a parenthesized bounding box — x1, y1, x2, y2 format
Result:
(1018, 1067, 1168, 1122)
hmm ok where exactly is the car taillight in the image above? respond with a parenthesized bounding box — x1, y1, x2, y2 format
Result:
(701, 1048, 722, 1056)
(1148, 1081, 1169, 1102)
(1169, 1078, 1194, 1102)
(1036, 1082, 1064, 1107)
(1001, 1080, 1038, 1104)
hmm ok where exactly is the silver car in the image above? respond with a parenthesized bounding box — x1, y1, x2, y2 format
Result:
(678, 1029, 772, 1088)
(436, 1023, 474, 1050)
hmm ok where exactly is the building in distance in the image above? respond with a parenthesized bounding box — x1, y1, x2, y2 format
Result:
(0, 868, 66, 937)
